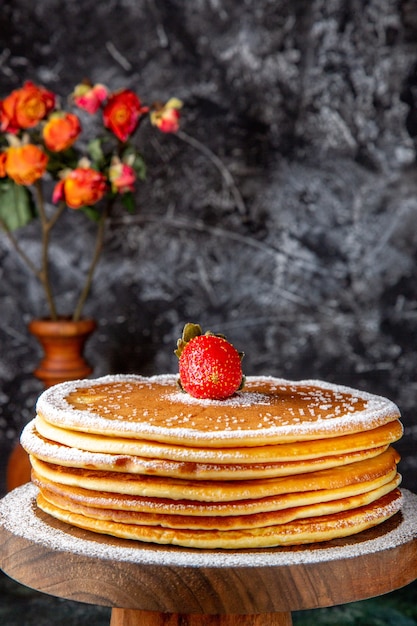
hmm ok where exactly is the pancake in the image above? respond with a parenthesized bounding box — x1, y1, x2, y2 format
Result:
(33, 414, 403, 464)
(36, 375, 401, 446)
(33, 473, 402, 528)
(36, 489, 403, 549)
(30, 447, 399, 502)
(23, 374, 404, 549)
(21, 421, 393, 480)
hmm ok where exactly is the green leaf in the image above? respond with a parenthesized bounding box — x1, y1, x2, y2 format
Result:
(46, 147, 78, 175)
(80, 205, 101, 222)
(121, 192, 136, 214)
(132, 153, 147, 180)
(0, 179, 37, 231)
(88, 138, 105, 167)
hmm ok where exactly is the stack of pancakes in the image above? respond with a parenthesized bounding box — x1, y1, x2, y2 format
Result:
(21, 375, 403, 549)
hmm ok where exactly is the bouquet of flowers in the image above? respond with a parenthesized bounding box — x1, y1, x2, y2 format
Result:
(0, 80, 182, 321)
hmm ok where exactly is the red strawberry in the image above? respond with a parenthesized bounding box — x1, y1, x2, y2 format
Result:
(175, 323, 245, 400)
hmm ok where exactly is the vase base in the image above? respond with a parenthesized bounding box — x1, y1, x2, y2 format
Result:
(32, 364, 93, 387)
(6, 442, 32, 492)
(7, 317, 97, 492)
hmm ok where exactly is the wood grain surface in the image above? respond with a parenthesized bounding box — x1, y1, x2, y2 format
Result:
(109, 609, 293, 625)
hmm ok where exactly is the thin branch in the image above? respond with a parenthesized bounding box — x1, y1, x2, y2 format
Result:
(72, 200, 113, 322)
(105, 41, 132, 71)
(176, 130, 247, 216)
(47, 201, 67, 231)
(35, 180, 57, 319)
(0, 218, 41, 278)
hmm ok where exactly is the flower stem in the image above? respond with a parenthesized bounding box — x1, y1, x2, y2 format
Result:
(1, 182, 66, 320)
(35, 180, 66, 320)
(72, 200, 113, 322)
(0, 218, 40, 277)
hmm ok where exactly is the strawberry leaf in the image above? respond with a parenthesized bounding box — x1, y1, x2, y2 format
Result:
(175, 322, 202, 358)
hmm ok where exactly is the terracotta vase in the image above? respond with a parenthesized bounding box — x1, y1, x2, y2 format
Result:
(6, 317, 96, 492)
(28, 317, 97, 387)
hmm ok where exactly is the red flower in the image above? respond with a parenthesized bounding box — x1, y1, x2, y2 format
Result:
(150, 98, 182, 133)
(3, 144, 48, 185)
(43, 112, 82, 152)
(0, 81, 55, 133)
(103, 89, 149, 141)
(0, 151, 7, 177)
(53, 166, 107, 208)
(72, 82, 108, 114)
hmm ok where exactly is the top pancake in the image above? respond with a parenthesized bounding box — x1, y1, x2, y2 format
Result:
(36, 375, 401, 448)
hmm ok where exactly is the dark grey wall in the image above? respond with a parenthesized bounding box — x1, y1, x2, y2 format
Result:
(1, 0, 417, 495)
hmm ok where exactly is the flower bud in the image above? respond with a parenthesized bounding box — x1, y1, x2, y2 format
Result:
(53, 166, 107, 208)
(4, 144, 48, 185)
(150, 98, 182, 133)
(43, 112, 82, 152)
(0, 81, 55, 133)
(72, 82, 108, 114)
(108, 156, 136, 193)
(103, 89, 149, 142)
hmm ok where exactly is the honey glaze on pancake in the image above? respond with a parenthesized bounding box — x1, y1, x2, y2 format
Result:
(36, 375, 401, 446)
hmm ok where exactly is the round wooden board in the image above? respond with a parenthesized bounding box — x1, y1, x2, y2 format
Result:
(1, 484, 417, 615)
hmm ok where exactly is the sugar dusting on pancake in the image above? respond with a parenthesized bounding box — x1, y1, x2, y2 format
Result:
(23, 374, 404, 549)
(4, 483, 417, 566)
(35, 489, 403, 549)
(31, 414, 403, 463)
(35, 375, 400, 445)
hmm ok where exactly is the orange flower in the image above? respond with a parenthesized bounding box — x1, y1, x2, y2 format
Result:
(103, 89, 149, 142)
(4, 144, 48, 185)
(72, 82, 108, 114)
(53, 166, 107, 209)
(43, 112, 82, 152)
(108, 156, 136, 193)
(150, 98, 182, 133)
(0, 81, 55, 133)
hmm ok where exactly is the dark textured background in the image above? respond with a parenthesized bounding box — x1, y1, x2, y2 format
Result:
(1, 2, 417, 625)
(1, 0, 417, 501)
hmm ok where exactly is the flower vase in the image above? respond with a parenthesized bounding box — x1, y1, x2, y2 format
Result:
(6, 317, 96, 491)
(28, 317, 97, 387)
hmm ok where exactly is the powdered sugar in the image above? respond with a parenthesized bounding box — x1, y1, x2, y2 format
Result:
(166, 391, 271, 407)
(21, 421, 119, 467)
(0, 484, 414, 569)
(34, 375, 401, 444)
